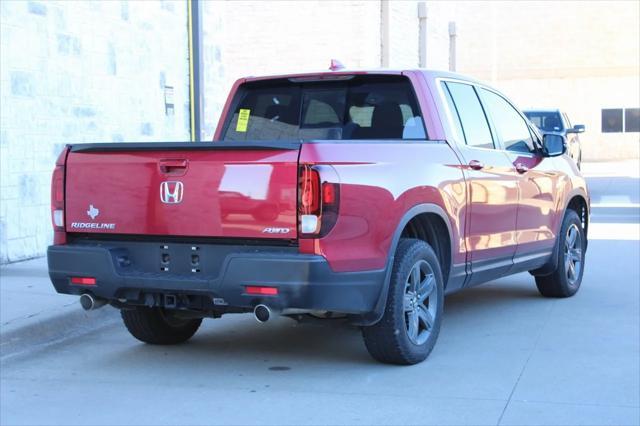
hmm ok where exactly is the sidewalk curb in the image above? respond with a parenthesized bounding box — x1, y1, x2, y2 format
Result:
(0, 306, 120, 361)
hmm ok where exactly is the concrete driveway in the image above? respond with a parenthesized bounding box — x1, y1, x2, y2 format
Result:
(1, 162, 638, 426)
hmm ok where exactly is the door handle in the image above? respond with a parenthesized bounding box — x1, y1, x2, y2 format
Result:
(159, 159, 188, 175)
(468, 160, 484, 170)
(515, 163, 529, 174)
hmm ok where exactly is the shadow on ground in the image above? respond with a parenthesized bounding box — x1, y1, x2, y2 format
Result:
(95, 277, 544, 369)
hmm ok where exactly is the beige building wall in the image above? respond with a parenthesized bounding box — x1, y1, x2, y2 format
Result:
(436, 0, 640, 160)
(204, 1, 639, 160)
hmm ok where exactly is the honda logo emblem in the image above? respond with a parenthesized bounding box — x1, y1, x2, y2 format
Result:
(160, 181, 184, 204)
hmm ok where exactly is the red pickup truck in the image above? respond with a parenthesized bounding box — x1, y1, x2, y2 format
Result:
(48, 69, 589, 365)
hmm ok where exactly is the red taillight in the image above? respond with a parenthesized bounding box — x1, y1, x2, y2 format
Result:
(300, 166, 320, 215)
(53, 168, 64, 205)
(322, 182, 336, 205)
(51, 146, 70, 245)
(71, 277, 96, 285)
(245, 286, 278, 296)
(298, 165, 340, 238)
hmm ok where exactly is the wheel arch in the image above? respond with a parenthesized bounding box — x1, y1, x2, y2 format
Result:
(565, 193, 589, 238)
(531, 190, 589, 277)
(356, 203, 455, 326)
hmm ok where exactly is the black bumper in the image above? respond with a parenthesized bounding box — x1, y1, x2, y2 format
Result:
(47, 240, 384, 315)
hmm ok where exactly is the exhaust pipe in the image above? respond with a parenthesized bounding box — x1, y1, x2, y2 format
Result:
(79, 294, 107, 311)
(253, 304, 272, 323)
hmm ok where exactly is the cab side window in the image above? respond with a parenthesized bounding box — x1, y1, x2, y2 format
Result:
(444, 82, 495, 149)
(479, 89, 535, 154)
(441, 83, 466, 144)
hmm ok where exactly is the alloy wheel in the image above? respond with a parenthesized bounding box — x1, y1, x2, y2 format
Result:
(564, 223, 583, 285)
(403, 260, 438, 345)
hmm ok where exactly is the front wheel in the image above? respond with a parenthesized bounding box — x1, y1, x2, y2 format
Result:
(535, 210, 586, 297)
(121, 307, 202, 345)
(362, 239, 444, 365)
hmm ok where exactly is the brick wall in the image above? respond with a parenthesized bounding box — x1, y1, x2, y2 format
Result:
(201, 0, 433, 139)
(201, 0, 384, 139)
(422, 2, 455, 71)
(388, 1, 420, 68)
(0, 1, 192, 262)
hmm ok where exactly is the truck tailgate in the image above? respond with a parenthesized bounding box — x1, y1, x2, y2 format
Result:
(64, 143, 300, 240)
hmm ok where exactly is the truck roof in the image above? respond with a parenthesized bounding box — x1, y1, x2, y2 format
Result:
(240, 68, 482, 85)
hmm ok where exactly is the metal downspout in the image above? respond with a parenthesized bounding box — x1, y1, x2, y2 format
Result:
(187, 0, 202, 141)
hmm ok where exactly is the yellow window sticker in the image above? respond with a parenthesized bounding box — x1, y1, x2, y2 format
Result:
(236, 109, 250, 132)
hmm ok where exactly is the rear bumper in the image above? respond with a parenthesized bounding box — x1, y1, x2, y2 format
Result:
(47, 240, 384, 315)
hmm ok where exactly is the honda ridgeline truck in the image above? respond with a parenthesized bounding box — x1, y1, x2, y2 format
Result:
(48, 69, 589, 365)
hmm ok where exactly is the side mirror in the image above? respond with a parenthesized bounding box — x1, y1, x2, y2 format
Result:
(543, 134, 566, 157)
(568, 124, 585, 134)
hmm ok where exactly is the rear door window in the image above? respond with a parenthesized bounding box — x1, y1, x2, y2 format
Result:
(441, 83, 466, 143)
(444, 82, 494, 149)
(222, 75, 426, 141)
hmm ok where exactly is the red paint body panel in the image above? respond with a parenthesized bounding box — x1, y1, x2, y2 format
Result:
(298, 142, 467, 272)
(455, 148, 520, 263)
(65, 149, 299, 239)
(507, 153, 558, 256)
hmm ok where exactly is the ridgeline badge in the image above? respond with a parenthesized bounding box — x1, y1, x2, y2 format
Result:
(72, 204, 116, 230)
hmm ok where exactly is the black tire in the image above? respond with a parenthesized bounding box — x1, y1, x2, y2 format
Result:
(121, 307, 202, 345)
(535, 210, 585, 298)
(362, 239, 444, 365)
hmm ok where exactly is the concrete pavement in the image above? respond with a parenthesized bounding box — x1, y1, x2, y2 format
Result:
(0, 257, 118, 359)
(0, 161, 638, 425)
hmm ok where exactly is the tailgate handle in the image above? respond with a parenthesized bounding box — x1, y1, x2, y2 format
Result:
(159, 159, 188, 175)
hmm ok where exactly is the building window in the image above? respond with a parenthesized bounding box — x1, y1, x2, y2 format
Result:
(625, 108, 640, 132)
(602, 109, 623, 133)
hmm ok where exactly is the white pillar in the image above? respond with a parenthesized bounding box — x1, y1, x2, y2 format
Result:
(418, 2, 428, 68)
(381, 0, 390, 67)
(448, 21, 457, 72)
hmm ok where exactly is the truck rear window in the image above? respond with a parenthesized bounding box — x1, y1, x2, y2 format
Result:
(222, 75, 427, 141)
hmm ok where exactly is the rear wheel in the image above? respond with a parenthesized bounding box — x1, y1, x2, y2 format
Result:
(121, 307, 202, 345)
(535, 210, 585, 297)
(362, 239, 444, 365)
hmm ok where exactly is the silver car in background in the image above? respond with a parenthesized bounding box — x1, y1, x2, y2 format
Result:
(524, 109, 585, 169)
